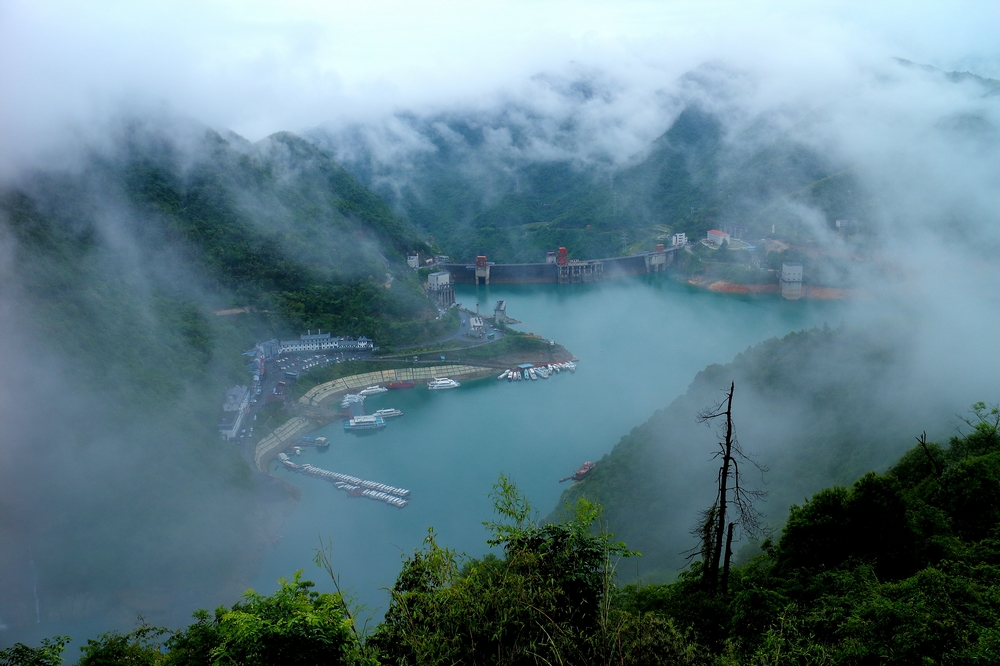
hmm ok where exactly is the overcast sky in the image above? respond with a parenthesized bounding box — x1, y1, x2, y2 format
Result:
(1, 0, 997, 171)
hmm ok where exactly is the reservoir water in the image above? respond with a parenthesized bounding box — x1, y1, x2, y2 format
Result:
(252, 276, 844, 614)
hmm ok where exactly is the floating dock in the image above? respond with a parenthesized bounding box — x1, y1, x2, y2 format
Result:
(277, 454, 409, 508)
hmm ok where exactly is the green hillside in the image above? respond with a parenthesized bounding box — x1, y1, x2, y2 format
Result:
(0, 118, 446, 628)
(545, 327, 924, 580)
(319, 105, 869, 263)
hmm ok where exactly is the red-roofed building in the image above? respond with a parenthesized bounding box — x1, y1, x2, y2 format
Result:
(707, 229, 731, 246)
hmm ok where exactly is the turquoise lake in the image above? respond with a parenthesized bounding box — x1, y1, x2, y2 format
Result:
(251, 276, 845, 615)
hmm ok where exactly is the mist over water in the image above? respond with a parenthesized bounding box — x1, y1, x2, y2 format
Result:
(2, 0, 1000, 653)
(252, 277, 843, 614)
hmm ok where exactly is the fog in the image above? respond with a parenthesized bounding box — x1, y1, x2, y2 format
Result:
(2, 0, 1000, 646)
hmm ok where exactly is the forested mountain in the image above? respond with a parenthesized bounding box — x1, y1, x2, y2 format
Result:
(310, 77, 871, 263)
(546, 327, 935, 580)
(0, 116, 442, 631)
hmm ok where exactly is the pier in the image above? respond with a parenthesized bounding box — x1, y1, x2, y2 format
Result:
(277, 454, 410, 508)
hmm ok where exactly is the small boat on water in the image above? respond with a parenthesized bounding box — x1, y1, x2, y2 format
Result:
(498, 369, 509, 380)
(344, 415, 386, 431)
(360, 385, 388, 396)
(373, 408, 403, 418)
(427, 377, 461, 390)
(299, 436, 330, 447)
(528, 368, 537, 380)
(559, 461, 596, 482)
(388, 381, 415, 389)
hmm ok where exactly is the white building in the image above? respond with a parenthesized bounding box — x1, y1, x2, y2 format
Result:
(671, 233, 687, 247)
(707, 229, 731, 246)
(781, 262, 803, 300)
(219, 385, 250, 441)
(781, 262, 803, 282)
(407, 254, 420, 268)
(427, 271, 451, 288)
(279, 331, 374, 354)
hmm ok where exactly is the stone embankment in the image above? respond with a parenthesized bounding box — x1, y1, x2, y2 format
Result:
(254, 364, 495, 472)
(254, 416, 317, 472)
(298, 364, 494, 409)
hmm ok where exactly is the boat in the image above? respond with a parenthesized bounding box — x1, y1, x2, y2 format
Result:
(343, 415, 387, 431)
(528, 368, 537, 380)
(498, 369, 509, 380)
(427, 377, 461, 390)
(373, 408, 403, 418)
(559, 461, 596, 483)
(360, 385, 388, 396)
(388, 381, 415, 389)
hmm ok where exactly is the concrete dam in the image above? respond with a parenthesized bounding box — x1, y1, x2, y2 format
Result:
(439, 248, 676, 285)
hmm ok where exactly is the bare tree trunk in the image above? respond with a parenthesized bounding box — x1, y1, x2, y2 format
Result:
(708, 382, 735, 592)
(721, 522, 735, 595)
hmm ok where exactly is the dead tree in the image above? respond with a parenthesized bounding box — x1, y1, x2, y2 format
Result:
(695, 382, 768, 595)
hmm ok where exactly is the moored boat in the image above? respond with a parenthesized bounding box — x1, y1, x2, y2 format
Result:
(343, 415, 386, 431)
(373, 408, 403, 418)
(427, 377, 461, 390)
(360, 385, 388, 396)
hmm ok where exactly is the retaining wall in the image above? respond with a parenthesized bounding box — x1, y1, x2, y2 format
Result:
(254, 416, 316, 472)
(298, 364, 493, 408)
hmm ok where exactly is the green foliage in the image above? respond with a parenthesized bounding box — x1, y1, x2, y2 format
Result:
(165, 572, 357, 666)
(368, 476, 654, 665)
(0, 637, 69, 666)
(77, 624, 168, 665)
